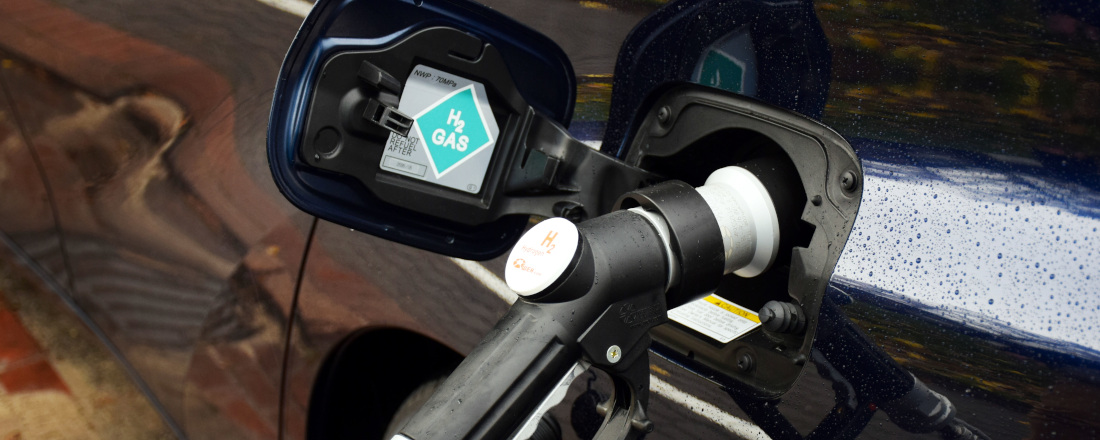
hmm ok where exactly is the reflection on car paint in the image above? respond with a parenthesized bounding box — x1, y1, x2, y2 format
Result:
(835, 141, 1100, 351)
(2, 0, 1099, 438)
(816, 0, 1100, 159)
(0, 0, 312, 438)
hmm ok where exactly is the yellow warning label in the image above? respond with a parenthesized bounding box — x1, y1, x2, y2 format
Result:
(703, 295, 760, 323)
(668, 294, 762, 343)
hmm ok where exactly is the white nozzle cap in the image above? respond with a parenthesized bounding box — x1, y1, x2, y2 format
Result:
(504, 217, 581, 297)
(694, 166, 780, 278)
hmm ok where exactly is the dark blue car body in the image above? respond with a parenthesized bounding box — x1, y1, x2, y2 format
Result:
(0, 0, 1097, 438)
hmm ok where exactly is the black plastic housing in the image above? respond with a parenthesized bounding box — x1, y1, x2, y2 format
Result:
(624, 84, 863, 397)
(267, 0, 580, 260)
(292, 23, 654, 259)
(302, 27, 535, 225)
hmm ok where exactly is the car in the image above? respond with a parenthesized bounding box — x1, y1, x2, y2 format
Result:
(0, 0, 1097, 439)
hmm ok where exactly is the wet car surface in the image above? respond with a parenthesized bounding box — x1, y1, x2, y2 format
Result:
(0, 253, 174, 439)
(1, 0, 1098, 439)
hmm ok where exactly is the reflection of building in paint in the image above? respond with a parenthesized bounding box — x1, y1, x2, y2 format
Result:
(692, 27, 758, 96)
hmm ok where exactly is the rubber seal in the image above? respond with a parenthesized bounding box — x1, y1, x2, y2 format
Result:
(614, 181, 725, 308)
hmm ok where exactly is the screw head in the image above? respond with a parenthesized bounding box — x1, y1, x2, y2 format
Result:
(840, 170, 858, 192)
(606, 345, 622, 364)
(737, 353, 755, 372)
(656, 106, 671, 124)
(556, 202, 586, 222)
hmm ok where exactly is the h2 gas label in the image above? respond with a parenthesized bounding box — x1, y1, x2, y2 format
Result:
(380, 65, 499, 194)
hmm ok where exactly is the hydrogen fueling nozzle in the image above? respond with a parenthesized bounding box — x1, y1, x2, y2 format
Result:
(504, 166, 780, 308)
(396, 166, 782, 440)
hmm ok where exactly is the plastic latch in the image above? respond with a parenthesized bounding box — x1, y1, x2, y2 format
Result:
(363, 98, 413, 136)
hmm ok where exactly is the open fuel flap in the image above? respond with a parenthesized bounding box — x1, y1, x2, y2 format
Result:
(268, 0, 655, 260)
(619, 84, 862, 397)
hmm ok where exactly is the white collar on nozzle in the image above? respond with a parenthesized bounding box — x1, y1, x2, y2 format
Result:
(694, 166, 781, 278)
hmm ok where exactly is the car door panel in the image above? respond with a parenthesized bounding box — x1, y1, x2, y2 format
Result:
(0, 56, 70, 288)
(0, 0, 313, 436)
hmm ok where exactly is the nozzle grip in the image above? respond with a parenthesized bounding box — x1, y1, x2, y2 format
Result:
(400, 300, 582, 440)
(400, 211, 671, 440)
